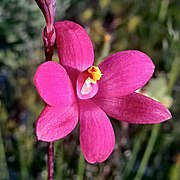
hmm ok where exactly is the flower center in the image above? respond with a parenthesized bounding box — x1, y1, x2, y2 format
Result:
(81, 66, 102, 95)
(76, 66, 102, 100)
(87, 66, 102, 84)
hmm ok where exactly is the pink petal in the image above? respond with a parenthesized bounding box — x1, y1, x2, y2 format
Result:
(96, 50, 155, 98)
(79, 100, 115, 163)
(36, 101, 78, 142)
(55, 21, 94, 72)
(34, 61, 75, 107)
(93, 92, 172, 124)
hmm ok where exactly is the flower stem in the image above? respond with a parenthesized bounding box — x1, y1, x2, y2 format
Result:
(122, 127, 148, 179)
(0, 126, 9, 180)
(77, 151, 85, 180)
(134, 124, 160, 180)
(48, 142, 54, 180)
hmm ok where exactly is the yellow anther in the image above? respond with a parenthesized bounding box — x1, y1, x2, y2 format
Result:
(87, 66, 102, 84)
(104, 33, 111, 42)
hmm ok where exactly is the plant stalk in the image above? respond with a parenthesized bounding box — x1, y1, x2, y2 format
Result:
(134, 124, 160, 180)
(77, 151, 85, 180)
(48, 142, 54, 180)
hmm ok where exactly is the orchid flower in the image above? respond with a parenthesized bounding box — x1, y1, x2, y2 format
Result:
(34, 21, 171, 164)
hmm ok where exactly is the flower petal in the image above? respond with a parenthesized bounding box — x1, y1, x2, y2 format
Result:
(93, 92, 172, 124)
(79, 100, 115, 163)
(55, 21, 94, 72)
(96, 50, 155, 98)
(34, 61, 75, 107)
(36, 101, 78, 142)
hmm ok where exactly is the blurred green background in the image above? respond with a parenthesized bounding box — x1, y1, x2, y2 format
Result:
(0, 0, 180, 179)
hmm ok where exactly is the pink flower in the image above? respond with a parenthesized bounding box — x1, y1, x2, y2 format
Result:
(34, 21, 172, 164)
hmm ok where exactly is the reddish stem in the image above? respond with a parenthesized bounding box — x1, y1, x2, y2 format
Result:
(48, 142, 54, 180)
(34, 2, 56, 179)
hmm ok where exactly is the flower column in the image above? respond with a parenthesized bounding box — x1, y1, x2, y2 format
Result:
(34, 0, 56, 179)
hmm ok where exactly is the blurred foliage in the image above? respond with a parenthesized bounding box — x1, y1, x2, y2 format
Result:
(0, 0, 180, 179)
